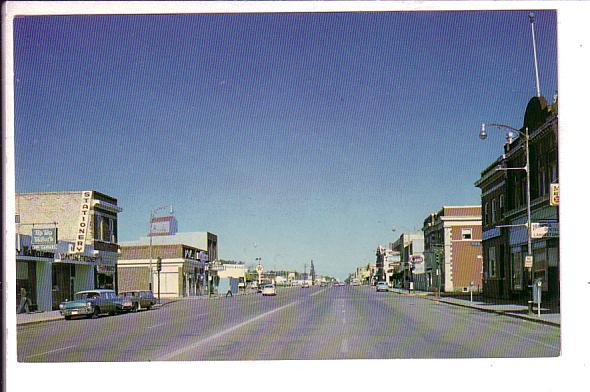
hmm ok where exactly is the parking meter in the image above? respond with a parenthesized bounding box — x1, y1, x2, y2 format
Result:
(532, 279, 543, 304)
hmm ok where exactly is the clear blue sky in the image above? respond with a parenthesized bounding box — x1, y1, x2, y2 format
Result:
(14, 11, 557, 280)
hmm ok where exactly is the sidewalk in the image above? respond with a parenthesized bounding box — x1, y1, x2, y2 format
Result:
(390, 288, 560, 327)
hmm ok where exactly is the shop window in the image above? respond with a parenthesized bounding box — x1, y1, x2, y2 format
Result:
(488, 247, 496, 278)
(461, 228, 472, 240)
(512, 252, 522, 290)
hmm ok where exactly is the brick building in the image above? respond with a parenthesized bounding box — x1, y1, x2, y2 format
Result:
(16, 190, 122, 310)
(118, 231, 217, 298)
(476, 96, 559, 304)
(422, 206, 483, 293)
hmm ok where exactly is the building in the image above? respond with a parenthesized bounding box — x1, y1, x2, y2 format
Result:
(16, 191, 122, 311)
(476, 96, 559, 304)
(391, 231, 424, 289)
(422, 206, 483, 293)
(118, 232, 217, 298)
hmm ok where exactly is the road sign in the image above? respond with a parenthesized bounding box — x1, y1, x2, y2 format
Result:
(524, 255, 533, 268)
(256, 264, 263, 274)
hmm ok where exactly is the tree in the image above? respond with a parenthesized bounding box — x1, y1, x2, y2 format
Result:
(310, 260, 316, 285)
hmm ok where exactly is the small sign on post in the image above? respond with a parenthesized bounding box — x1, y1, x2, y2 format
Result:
(524, 255, 533, 269)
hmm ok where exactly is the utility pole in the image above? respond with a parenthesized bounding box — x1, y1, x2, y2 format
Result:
(310, 260, 316, 286)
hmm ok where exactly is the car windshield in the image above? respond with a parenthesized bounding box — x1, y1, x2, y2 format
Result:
(75, 292, 99, 300)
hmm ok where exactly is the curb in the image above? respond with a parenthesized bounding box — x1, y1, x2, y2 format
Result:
(421, 295, 560, 327)
(17, 317, 63, 327)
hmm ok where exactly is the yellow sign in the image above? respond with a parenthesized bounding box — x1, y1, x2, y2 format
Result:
(550, 183, 559, 206)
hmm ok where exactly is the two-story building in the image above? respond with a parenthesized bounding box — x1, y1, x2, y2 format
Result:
(476, 95, 559, 304)
(16, 190, 122, 310)
(422, 206, 483, 293)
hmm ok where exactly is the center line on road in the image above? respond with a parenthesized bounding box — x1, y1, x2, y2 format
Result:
(158, 300, 301, 360)
(25, 344, 77, 360)
(341, 339, 349, 353)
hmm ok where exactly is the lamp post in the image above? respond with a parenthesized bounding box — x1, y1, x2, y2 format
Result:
(480, 123, 533, 304)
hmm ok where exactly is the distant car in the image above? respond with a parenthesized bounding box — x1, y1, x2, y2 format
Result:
(59, 289, 122, 320)
(301, 282, 310, 288)
(261, 285, 277, 296)
(376, 282, 389, 292)
(119, 290, 156, 312)
(320, 282, 327, 287)
(351, 280, 361, 286)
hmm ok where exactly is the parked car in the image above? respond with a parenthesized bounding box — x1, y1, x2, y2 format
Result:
(119, 290, 156, 312)
(301, 282, 310, 288)
(59, 289, 122, 320)
(261, 284, 277, 296)
(376, 282, 389, 292)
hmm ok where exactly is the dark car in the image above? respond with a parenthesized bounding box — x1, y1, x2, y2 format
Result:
(119, 290, 156, 312)
(59, 289, 122, 320)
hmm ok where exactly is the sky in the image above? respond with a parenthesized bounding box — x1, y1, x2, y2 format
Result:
(13, 10, 558, 280)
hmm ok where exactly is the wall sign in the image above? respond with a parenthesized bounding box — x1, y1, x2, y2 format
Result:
(72, 191, 93, 253)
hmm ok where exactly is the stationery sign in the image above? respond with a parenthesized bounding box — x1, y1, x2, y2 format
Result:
(72, 191, 93, 253)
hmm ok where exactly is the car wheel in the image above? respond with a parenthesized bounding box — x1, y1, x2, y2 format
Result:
(93, 306, 100, 318)
(146, 304, 152, 311)
(64, 316, 72, 320)
(132, 302, 138, 312)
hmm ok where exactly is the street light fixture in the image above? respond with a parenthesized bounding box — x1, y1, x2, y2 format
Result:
(479, 123, 533, 304)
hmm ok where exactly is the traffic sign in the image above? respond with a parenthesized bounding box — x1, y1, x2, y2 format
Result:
(524, 255, 533, 268)
(256, 264, 263, 273)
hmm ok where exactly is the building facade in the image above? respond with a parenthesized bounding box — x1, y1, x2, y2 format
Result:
(476, 96, 559, 304)
(16, 191, 122, 311)
(118, 243, 207, 298)
(391, 232, 425, 290)
(422, 206, 483, 293)
(118, 231, 217, 297)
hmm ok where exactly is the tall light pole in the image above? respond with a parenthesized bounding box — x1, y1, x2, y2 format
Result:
(529, 13, 542, 98)
(480, 123, 533, 301)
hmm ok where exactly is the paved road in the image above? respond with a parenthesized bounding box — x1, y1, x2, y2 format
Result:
(17, 286, 560, 362)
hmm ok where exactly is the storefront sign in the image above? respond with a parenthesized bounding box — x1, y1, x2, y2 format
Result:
(73, 191, 93, 253)
(550, 183, 559, 206)
(32, 228, 58, 249)
(56, 252, 100, 264)
(183, 247, 207, 261)
(531, 221, 559, 239)
(96, 264, 116, 273)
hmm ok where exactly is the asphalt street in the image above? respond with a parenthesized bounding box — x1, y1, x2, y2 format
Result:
(17, 286, 560, 362)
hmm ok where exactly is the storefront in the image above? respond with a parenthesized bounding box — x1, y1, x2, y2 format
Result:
(16, 236, 53, 312)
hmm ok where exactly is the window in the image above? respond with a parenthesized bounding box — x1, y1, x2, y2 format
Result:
(550, 161, 558, 183)
(499, 195, 504, 216)
(488, 247, 496, 278)
(484, 203, 489, 226)
(491, 199, 496, 224)
(461, 228, 472, 240)
(538, 161, 547, 196)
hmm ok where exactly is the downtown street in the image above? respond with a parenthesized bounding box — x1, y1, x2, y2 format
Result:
(18, 286, 560, 362)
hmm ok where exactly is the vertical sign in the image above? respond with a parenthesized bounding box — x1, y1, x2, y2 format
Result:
(550, 183, 559, 206)
(74, 191, 93, 253)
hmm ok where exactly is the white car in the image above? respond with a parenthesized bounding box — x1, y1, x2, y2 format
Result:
(261, 284, 277, 296)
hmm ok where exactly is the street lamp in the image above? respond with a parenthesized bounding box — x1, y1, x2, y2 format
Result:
(479, 123, 533, 304)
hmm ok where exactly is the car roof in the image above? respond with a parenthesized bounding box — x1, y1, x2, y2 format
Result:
(76, 289, 115, 294)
